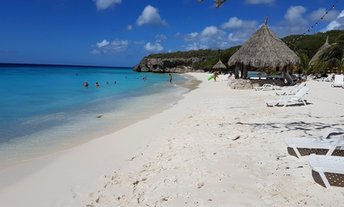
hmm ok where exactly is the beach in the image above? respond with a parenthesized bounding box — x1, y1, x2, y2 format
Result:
(0, 73, 343, 207)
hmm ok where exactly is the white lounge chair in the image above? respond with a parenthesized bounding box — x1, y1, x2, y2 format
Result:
(276, 83, 306, 96)
(331, 74, 344, 87)
(324, 74, 334, 82)
(307, 74, 316, 81)
(285, 129, 344, 158)
(266, 87, 310, 107)
(309, 155, 344, 188)
(254, 84, 280, 91)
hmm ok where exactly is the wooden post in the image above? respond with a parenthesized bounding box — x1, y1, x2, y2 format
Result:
(234, 64, 240, 79)
(283, 66, 294, 86)
(240, 64, 244, 78)
(243, 65, 248, 79)
(246, 67, 249, 79)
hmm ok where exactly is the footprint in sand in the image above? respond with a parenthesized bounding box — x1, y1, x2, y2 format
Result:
(70, 185, 82, 199)
(197, 182, 205, 189)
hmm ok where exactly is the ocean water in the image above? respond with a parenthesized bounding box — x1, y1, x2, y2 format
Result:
(0, 65, 192, 168)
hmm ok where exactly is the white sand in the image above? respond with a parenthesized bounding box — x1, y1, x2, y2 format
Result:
(0, 73, 343, 207)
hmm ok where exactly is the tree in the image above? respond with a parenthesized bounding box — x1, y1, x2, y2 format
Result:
(335, 34, 344, 47)
(315, 45, 343, 73)
(339, 58, 344, 73)
(297, 52, 309, 74)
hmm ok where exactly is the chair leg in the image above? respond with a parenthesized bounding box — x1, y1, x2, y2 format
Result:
(318, 170, 331, 188)
(293, 147, 302, 158)
(283, 100, 287, 107)
(326, 147, 335, 156)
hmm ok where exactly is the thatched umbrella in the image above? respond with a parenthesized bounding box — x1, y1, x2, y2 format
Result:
(213, 59, 227, 73)
(309, 36, 331, 68)
(228, 17, 300, 80)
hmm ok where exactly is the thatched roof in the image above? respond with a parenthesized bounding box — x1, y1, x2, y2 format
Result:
(309, 37, 331, 67)
(213, 59, 227, 69)
(228, 19, 300, 70)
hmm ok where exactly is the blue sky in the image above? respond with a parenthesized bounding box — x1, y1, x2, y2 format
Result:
(0, 0, 344, 67)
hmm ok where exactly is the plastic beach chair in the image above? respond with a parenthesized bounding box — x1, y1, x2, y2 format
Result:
(285, 129, 344, 158)
(324, 74, 334, 82)
(266, 87, 310, 107)
(309, 155, 344, 188)
(254, 84, 280, 91)
(331, 74, 344, 87)
(276, 83, 306, 96)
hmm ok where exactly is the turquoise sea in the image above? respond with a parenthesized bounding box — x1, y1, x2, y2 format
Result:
(0, 64, 191, 167)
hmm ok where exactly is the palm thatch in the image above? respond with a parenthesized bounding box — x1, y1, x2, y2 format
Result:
(213, 59, 227, 69)
(309, 37, 331, 67)
(228, 19, 300, 70)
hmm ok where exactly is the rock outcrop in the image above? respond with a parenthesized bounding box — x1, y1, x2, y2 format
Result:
(228, 79, 254, 90)
(133, 57, 205, 73)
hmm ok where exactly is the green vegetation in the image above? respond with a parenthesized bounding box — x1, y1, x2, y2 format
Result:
(145, 30, 344, 74)
(147, 46, 240, 72)
(311, 44, 343, 73)
(309, 33, 344, 74)
(284, 30, 344, 74)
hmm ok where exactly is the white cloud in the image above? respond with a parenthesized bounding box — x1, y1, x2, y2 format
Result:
(270, 5, 309, 36)
(227, 33, 241, 42)
(271, 24, 307, 37)
(97, 39, 110, 48)
(220, 17, 258, 44)
(324, 10, 344, 31)
(94, 0, 121, 10)
(182, 17, 258, 50)
(201, 26, 219, 37)
(221, 17, 257, 29)
(309, 8, 339, 22)
(144, 42, 163, 52)
(284, 6, 307, 24)
(90, 49, 101, 55)
(199, 26, 228, 47)
(92, 39, 129, 54)
(127, 25, 133, 31)
(275, 6, 340, 36)
(137, 5, 167, 26)
(184, 32, 199, 42)
(111, 40, 129, 51)
(245, 0, 274, 4)
(183, 26, 229, 50)
(155, 34, 167, 42)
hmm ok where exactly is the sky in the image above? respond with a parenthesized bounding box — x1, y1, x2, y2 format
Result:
(0, 0, 344, 67)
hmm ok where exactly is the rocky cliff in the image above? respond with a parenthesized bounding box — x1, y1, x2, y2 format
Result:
(133, 57, 205, 73)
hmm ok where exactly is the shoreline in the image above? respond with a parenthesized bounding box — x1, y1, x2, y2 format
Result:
(0, 74, 199, 170)
(0, 73, 343, 206)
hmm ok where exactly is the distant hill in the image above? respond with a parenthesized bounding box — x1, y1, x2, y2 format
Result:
(284, 30, 344, 57)
(135, 30, 344, 74)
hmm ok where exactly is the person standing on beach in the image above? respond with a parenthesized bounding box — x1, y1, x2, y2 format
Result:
(169, 73, 172, 84)
(213, 71, 218, 82)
